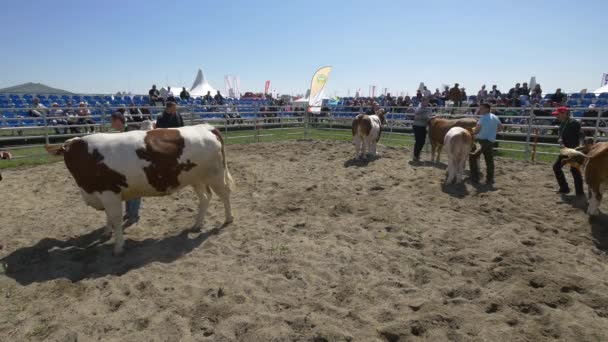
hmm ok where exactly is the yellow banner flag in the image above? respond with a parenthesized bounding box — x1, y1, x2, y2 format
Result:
(308, 66, 332, 109)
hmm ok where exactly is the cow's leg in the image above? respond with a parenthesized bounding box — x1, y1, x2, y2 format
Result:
(445, 154, 454, 184)
(209, 179, 234, 225)
(436, 144, 443, 163)
(361, 136, 368, 158)
(370, 137, 377, 157)
(99, 193, 124, 254)
(458, 153, 467, 183)
(430, 142, 436, 162)
(192, 184, 212, 229)
(354, 135, 362, 159)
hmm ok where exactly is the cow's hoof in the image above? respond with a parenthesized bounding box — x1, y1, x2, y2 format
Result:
(224, 217, 234, 225)
(190, 224, 202, 232)
(112, 249, 124, 256)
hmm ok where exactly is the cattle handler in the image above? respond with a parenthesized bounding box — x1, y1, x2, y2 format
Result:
(552, 107, 584, 197)
(469, 103, 502, 185)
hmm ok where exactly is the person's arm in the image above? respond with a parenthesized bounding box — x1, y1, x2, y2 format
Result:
(472, 123, 481, 135)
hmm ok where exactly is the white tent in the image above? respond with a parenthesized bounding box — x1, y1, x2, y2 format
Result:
(189, 69, 218, 97)
(593, 84, 608, 94)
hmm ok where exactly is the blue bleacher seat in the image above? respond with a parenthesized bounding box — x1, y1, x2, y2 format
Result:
(567, 100, 578, 107)
(573, 110, 584, 118)
(595, 100, 606, 107)
(583, 93, 596, 99)
(544, 93, 554, 100)
(581, 100, 592, 107)
(599, 93, 608, 99)
(569, 93, 582, 99)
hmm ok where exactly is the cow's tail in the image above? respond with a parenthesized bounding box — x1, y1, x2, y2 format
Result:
(352, 115, 363, 136)
(211, 128, 234, 191)
(470, 142, 482, 157)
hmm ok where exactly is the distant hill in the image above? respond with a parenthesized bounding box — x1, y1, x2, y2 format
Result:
(0, 82, 73, 95)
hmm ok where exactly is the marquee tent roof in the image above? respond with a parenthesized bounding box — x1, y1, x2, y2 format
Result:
(189, 69, 217, 97)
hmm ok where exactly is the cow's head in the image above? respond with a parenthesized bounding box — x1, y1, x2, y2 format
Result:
(560, 148, 588, 172)
(0, 151, 11, 160)
(377, 109, 387, 126)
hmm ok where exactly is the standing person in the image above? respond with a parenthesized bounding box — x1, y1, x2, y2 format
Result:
(477, 85, 488, 103)
(155, 101, 185, 128)
(469, 103, 502, 185)
(552, 107, 584, 196)
(449, 83, 462, 108)
(110, 112, 141, 226)
(412, 98, 431, 162)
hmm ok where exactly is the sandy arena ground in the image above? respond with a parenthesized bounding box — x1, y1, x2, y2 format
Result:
(1, 140, 608, 342)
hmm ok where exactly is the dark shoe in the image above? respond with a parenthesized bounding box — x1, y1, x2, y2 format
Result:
(123, 217, 139, 228)
(556, 188, 570, 194)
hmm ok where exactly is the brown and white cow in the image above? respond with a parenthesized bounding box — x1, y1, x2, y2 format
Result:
(560, 142, 608, 216)
(444, 127, 478, 184)
(428, 117, 478, 163)
(0, 151, 12, 181)
(352, 110, 387, 159)
(46, 123, 234, 254)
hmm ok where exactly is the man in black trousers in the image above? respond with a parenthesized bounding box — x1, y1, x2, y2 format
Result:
(552, 107, 584, 196)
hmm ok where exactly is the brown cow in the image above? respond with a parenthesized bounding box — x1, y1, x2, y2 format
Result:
(428, 117, 478, 163)
(561, 142, 608, 216)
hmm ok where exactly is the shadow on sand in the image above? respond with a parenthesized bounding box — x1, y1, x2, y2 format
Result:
(441, 182, 469, 198)
(344, 156, 379, 168)
(590, 213, 608, 251)
(0, 223, 228, 285)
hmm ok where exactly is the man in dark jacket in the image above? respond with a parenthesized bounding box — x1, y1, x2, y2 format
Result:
(155, 102, 185, 128)
(180, 87, 190, 100)
(552, 107, 584, 196)
(149, 85, 165, 106)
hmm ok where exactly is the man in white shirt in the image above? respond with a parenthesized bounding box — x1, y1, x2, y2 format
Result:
(29, 98, 47, 117)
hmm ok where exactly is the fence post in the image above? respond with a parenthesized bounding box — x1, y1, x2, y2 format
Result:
(189, 104, 194, 126)
(43, 110, 49, 145)
(100, 106, 106, 132)
(255, 103, 260, 143)
(593, 107, 602, 141)
(523, 107, 534, 160)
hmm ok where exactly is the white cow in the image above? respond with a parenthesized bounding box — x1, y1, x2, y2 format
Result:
(46, 124, 234, 254)
(444, 126, 476, 184)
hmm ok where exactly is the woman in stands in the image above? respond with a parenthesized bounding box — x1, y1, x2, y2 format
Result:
(76, 102, 95, 133)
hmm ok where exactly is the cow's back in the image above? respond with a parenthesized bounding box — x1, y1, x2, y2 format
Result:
(430, 117, 478, 144)
(64, 124, 223, 200)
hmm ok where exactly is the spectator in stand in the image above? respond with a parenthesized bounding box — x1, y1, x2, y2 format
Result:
(552, 107, 583, 196)
(148, 85, 164, 106)
(477, 85, 488, 103)
(204, 91, 213, 104)
(489, 85, 502, 99)
(76, 102, 95, 133)
(433, 88, 442, 99)
(449, 83, 461, 107)
(460, 88, 467, 102)
(520, 83, 530, 97)
(531, 84, 543, 103)
(550, 88, 567, 105)
(214, 91, 225, 105)
(155, 102, 184, 128)
(508, 83, 522, 106)
(412, 98, 432, 162)
(582, 104, 599, 136)
(441, 86, 449, 101)
(180, 87, 190, 100)
(50, 103, 69, 134)
(422, 86, 431, 98)
(166, 87, 176, 103)
(128, 102, 145, 122)
(29, 98, 47, 117)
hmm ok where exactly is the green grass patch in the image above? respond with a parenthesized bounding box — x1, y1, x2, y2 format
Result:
(0, 126, 560, 170)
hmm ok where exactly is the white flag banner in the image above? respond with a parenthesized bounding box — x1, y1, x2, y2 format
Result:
(234, 76, 241, 99)
(603, 73, 608, 86)
(224, 75, 232, 98)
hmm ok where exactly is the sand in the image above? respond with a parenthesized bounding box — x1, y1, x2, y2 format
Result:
(1, 140, 607, 342)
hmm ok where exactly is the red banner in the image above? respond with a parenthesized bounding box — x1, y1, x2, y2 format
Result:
(264, 80, 271, 95)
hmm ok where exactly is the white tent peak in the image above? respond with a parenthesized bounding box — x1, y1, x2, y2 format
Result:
(189, 69, 218, 97)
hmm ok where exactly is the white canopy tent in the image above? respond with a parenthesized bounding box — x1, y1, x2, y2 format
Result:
(593, 84, 608, 94)
(189, 69, 218, 97)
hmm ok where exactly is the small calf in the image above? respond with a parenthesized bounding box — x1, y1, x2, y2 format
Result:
(444, 127, 478, 184)
(352, 110, 386, 159)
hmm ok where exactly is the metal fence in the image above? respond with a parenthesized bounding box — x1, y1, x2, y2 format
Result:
(1, 104, 607, 162)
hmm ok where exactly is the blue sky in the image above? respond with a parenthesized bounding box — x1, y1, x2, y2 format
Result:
(0, 0, 606, 96)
